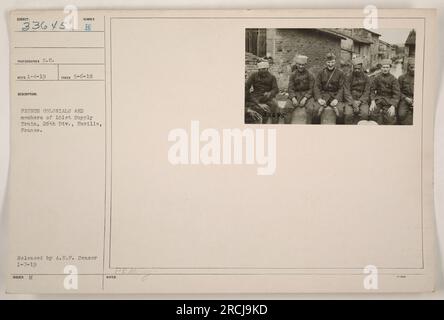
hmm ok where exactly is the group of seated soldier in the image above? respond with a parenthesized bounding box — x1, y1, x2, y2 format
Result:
(245, 52, 415, 125)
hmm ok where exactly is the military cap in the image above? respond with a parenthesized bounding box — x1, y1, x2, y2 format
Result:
(294, 55, 308, 64)
(257, 60, 269, 69)
(381, 58, 392, 66)
(326, 52, 336, 61)
(352, 56, 364, 65)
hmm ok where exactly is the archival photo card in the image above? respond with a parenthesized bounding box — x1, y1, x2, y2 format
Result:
(6, 9, 437, 294)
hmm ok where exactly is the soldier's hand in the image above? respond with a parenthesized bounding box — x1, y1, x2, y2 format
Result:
(405, 97, 413, 105)
(333, 106, 340, 117)
(388, 105, 396, 117)
(318, 98, 326, 106)
(317, 106, 324, 116)
(370, 100, 376, 112)
(352, 101, 361, 113)
(300, 97, 307, 107)
(263, 92, 271, 99)
(257, 103, 270, 113)
(330, 99, 338, 107)
(247, 108, 262, 122)
(292, 97, 299, 107)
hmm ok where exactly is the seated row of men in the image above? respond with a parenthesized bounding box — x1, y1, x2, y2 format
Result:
(245, 52, 415, 125)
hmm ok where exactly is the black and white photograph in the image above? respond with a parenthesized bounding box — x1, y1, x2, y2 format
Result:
(245, 28, 416, 125)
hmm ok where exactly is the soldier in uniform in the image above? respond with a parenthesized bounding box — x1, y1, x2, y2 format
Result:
(397, 57, 415, 125)
(312, 52, 352, 124)
(369, 58, 401, 125)
(283, 55, 315, 124)
(245, 60, 279, 124)
(344, 56, 371, 124)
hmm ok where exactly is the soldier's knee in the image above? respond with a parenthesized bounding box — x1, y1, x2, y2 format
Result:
(291, 106, 308, 124)
(344, 104, 354, 116)
(320, 107, 337, 124)
(284, 100, 294, 110)
(398, 102, 408, 119)
(402, 114, 413, 125)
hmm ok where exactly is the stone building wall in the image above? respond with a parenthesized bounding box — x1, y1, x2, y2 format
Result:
(245, 29, 344, 93)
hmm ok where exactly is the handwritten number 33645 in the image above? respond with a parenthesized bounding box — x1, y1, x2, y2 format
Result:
(21, 21, 66, 32)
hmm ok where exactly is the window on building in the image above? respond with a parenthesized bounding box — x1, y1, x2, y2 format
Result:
(245, 29, 267, 57)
